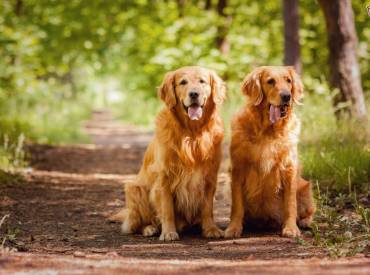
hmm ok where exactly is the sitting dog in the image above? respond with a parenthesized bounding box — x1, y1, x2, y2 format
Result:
(110, 66, 226, 241)
(225, 66, 315, 238)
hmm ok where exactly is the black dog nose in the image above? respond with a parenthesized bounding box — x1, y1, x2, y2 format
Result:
(189, 91, 199, 99)
(280, 92, 291, 103)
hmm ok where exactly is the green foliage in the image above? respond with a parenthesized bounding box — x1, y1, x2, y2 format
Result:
(0, 134, 26, 171)
(101, 0, 370, 98)
(0, 91, 92, 170)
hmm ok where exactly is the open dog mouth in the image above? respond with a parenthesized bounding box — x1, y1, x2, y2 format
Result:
(269, 104, 289, 124)
(183, 103, 204, 120)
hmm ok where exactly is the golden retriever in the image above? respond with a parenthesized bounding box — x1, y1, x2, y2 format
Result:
(225, 66, 315, 238)
(110, 66, 226, 241)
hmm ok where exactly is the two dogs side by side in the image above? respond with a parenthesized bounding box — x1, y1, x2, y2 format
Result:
(110, 65, 315, 241)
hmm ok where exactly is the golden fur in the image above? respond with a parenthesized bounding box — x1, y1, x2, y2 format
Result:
(110, 66, 226, 241)
(225, 66, 315, 238)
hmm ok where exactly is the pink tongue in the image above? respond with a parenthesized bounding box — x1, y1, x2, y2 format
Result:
(269, 105, 281, 124)
(187, 105, 203, 120)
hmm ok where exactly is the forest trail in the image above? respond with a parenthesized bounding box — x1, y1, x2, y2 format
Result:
(1, 110, 369, 274)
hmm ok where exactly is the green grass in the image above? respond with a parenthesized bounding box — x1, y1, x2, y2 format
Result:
(0, 98, 92, 145)
(27, 100, 92, 145)
(0, 91, 93, 171)
(305, 183, 369, 258)
(0, 134, 26, 172)
(301, 137, 369, 193)
(298, 94, 369, 193)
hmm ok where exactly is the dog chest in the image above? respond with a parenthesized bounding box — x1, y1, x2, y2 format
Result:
(173, 169, 205, 223)
(244, 164, 283, 222)
(249, 141, 281, 176)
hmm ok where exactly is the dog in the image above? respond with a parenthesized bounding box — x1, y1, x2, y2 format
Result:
(110, 66, 226, 241)
(225, 66, 315, 238)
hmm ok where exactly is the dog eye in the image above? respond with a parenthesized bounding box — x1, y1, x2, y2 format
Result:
(179, 80, 188, 85)
(287, 78, 292, 84)
(199, 79, 206, 84)
(267, 78, 275, 85)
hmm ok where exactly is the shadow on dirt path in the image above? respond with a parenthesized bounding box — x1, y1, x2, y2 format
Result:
(1, 110, 369, 274)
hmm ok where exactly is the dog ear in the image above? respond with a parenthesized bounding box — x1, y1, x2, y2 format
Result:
(241, 68, 264, 106)
(210, 70, 226, 105)
(158, 71, 176, 108)
(288, 66, 304, 105)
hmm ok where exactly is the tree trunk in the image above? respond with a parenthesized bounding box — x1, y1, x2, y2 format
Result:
(283, 0, 302, 74)
(15, 0, 23, 16)
(177, 0, 186, 17)
(318, 0, 367, 120)
(216, 0, 231, 55)
(205, 0, 212, 10)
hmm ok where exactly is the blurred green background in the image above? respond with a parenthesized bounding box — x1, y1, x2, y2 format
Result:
(0, 0, 369, 192)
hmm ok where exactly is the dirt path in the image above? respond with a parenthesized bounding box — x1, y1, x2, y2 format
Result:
(1, 110, 369, 274)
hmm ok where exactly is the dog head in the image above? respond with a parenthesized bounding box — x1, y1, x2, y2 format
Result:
(158, 66, 225, 121)
(242, 66, 303, 123)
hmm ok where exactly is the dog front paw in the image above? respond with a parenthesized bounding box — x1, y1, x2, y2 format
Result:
(298, 216, 314, 229)
(121, 220, 134, 235)
(282, 224, 301, 238)
(202, 226, 224, 239)
(225, 224, 243, 238)
(159, 231, 180, 241)
(142, 225, 158, 237)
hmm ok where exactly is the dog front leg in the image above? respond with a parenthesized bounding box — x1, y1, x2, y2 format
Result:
(225, 167, 245, 238)
(158, 174, 179, 241)
(201, 174, 223, 238)
(281, 165, 301, 238)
